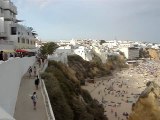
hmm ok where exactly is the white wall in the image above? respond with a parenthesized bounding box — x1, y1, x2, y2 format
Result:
(0, 17, 5, 33)
(0, 56, 35, 116)
(119, 47, 129, 59)
(128, 48, 139, 59)
(92, 46, 107, 63)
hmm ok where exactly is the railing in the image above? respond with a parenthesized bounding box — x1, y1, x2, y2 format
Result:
(40, 62, 56, 120)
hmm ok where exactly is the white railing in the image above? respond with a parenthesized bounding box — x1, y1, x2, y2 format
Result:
(40, 62, 56, 120)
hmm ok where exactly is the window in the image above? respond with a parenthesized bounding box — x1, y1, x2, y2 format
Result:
(21, 38, 25, 43)
(26, 39, 29, 44)
(11, 27, 17, 35)
(18, 37, 20, 43)
(1, 9, 3, 14)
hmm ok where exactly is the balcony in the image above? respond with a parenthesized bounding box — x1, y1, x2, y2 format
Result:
(3, 1, 17, 14)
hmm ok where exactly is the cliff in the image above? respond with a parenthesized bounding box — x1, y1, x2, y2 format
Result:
(147, 48, 160, 60)
(41, 60, 108, 120)
(129, 81, 160, 120)
(41, 54, 127, 120)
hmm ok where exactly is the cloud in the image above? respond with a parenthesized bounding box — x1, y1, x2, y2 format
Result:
(26, 0, 54, 8)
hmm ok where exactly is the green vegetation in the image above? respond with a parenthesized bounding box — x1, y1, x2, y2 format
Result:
(106, 54, 128, 70)
(100, 40, 106, 45)
(139, 48, 150, 58)
(40, 42, 59, 58)
(41, 54, 127, 120)
(41, 60, 108, 120)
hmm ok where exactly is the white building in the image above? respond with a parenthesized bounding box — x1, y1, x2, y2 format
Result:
(102, 40, 118, 48)
(48, 45, 93, 63)
(74, 46, 92, 61)
(120, 47, 139, 60)
(0, 0, 37, 50)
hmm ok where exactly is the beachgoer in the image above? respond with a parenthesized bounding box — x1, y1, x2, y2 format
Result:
(31, 92, 38, 110)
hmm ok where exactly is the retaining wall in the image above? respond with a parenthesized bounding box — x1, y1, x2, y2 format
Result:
(0, 57, 35, 116)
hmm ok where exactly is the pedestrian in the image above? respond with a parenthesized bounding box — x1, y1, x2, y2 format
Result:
(35, 76, 40, 90)
(31, 92, 38, 110)
(33, 66, 36, 76)
(0, 51, 4, 61)
(28, 66, 32, 78)
(115, 112, 117, 117)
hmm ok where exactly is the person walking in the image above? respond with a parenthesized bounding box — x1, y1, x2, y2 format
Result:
(0, 51, 4, 61)
(31, 92, 38, 110)
(28, 66, 32, 78)
(33, 66, 37, 77)
(35, 76, 40, 90)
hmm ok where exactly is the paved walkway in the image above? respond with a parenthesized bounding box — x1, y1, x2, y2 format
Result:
(14, 64, 47, 120)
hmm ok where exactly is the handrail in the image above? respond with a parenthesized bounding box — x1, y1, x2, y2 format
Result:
(41, 79, 56, 120)
(40, 61, 56, 120)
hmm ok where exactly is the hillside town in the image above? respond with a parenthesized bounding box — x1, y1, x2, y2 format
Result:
(49, 39, 160, 64)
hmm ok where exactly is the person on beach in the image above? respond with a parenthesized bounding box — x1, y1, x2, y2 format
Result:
(31, 92, 38, 110)
(35, 76, 40, 90)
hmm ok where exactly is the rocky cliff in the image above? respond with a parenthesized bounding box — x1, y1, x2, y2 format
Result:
(129, 81, 160, 120)
(41, 54, 127, 120)
(148, 48, 160, 60)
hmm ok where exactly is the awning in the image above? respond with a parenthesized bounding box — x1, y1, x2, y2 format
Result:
(22, 49, 38, 52)
(3, 50, 15, 53)
(15, 49, 28, 52)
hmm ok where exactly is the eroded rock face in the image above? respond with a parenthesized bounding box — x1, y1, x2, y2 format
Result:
(129, 81, 160, 120)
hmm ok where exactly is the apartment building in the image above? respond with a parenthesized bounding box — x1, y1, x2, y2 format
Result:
(102, 40, 118, 48)
(0, 0, 37, 49)
(120, 47, 139, 60)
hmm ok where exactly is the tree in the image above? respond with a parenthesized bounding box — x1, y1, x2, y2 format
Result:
(40, 42, 59, 57)
(100, 40, 106, 45)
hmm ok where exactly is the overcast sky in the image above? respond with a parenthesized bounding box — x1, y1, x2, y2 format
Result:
(12, 0, 160, 43)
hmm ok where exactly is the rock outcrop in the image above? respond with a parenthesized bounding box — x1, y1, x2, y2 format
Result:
(129, 81, 160, 120)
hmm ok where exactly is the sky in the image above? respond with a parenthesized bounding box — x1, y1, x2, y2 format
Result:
(12, 0, 160, 43)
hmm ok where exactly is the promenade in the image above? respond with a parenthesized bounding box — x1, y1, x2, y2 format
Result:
(14, 64, 48, 120)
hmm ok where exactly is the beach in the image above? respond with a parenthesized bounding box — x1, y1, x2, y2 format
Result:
(82, 60, 160, 120)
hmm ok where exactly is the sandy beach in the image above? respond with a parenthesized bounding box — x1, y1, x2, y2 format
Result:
(82, 60, 160, 120)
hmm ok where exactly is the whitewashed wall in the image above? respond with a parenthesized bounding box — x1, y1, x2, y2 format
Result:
(0, 56, 35, 116)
